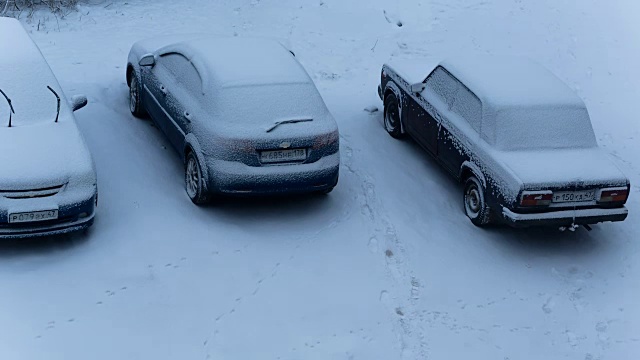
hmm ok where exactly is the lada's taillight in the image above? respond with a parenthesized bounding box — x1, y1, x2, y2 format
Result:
(598, 187, 629, 204)
(520, 191, 553, 207)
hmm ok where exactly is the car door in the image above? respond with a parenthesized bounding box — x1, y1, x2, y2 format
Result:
(141, 58, 171, 131)
(437, 72, 482, 176)
(403, 84, 439, 155)
(155, 53, 203, 157)
(416, 66, 460, 157)
(149, 52, 202, 155)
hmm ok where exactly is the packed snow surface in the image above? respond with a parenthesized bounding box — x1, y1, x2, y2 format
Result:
(1, 1, 639, 360)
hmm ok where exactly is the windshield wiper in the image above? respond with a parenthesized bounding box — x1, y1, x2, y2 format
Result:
(266, 118, 313, 133)
(0, 88, 15, 127)
(47, 86, 61, 123)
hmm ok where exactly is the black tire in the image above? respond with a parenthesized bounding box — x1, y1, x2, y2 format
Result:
(185, 151, 209, 205)
(463, 176, 491, 227)
(129, 74, 146, 118)
(383, 94, 404, 139)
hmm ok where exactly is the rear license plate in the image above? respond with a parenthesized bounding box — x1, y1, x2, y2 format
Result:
(552, 190, 595, 203)
(261, 148, 307, 163)
(9, 210, 59, 223)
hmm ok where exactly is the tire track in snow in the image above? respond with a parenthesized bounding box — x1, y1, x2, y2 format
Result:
(342, 138, 428, 359)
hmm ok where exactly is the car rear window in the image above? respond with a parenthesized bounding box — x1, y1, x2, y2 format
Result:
(490, 106, 598, 150)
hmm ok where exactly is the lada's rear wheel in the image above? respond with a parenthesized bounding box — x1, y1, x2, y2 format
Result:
(185, 152, 209, 205)
(384, 94, 404, 139)
(464, 176, 491, 227)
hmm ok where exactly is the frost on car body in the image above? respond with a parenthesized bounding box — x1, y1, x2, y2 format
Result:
(127, 36, 339, 203)
(0, 18, 97, 238)
(379, 55, 629, 227)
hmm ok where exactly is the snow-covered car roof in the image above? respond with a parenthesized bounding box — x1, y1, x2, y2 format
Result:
(0, 17, 70, 125)
(156, 37, 311, 90)
(440, 56, 584, 110)
(440, 56, 597, 151)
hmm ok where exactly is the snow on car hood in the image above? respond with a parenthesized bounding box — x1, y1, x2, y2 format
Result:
(495, 147, 628, 188)
(0, 120, 95, 190)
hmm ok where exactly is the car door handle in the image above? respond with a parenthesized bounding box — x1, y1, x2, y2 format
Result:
(160, 85, 167, 95)
(183, 111, 192, 122)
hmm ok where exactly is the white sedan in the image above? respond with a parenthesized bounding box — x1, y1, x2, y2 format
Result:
(0, 18, 97, 239)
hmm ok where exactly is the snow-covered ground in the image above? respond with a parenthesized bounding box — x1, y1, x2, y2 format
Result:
(1, 1, 639, 359)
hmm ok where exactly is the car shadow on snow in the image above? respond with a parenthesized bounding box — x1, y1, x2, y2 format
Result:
(0, 230, 91, 259)
(199, 192, 339, 225)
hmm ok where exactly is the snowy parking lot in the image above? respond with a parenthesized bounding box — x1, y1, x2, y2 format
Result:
(1, 1, 639, 359)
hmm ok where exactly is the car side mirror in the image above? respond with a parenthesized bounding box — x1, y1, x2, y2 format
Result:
(139, 54, 156, 67)
(70, 95, 88, 112)
(410, 83, 426, 94)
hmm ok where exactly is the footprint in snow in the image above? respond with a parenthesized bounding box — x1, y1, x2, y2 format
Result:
(383, 10, 403, 27)
(364, 106, 379, 114)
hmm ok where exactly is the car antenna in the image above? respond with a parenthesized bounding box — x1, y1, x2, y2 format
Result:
(0, 88, 15, 127)
(47, 86, 61, 123)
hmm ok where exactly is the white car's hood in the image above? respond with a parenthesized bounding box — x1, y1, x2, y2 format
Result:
(0, 120, 95, 190)
(495, 147, 628, 188)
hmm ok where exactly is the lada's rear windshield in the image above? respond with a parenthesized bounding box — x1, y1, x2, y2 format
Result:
(490, 105, 598, 151)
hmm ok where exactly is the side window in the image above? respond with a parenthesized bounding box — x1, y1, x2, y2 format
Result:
(425, 66, 458, 109)
(451, 83, 482, 133)
(159, 53, 202, 94)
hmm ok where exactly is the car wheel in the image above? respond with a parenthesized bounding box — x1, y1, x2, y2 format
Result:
(464, 176, 491, 227)
(185, 152, 209, 205)
(384, 94, 404, 139)
(129, 75, 146, 118)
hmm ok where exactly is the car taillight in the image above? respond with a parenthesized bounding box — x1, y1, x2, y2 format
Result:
(520, 191, 553, 207)
(313, 130, 339, 150)
(382, 70, 386, 80)
(598, 187, 629, 203)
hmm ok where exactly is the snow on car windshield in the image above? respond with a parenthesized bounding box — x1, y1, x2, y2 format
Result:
(0, 20, 68, 126)
(491, 105, 598, 151)
(0, 83, 64, 126)
(216, 83, 330, 130)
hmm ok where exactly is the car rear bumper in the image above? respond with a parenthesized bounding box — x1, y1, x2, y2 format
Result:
(501, 206, 628, 227)
(207, 153, 340, 195)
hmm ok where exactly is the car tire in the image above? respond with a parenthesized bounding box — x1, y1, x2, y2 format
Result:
(464, 176, 491, 227)
(129, 74, 146, 118)
(383, 94, 404, 139)
(185, 151, 209, 205)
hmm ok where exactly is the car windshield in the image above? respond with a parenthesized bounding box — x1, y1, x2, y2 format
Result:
(490, 105, 598, 151)
(0, 63, 64, 126)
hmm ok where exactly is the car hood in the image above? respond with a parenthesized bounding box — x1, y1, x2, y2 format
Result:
(0, 120, 96, 190)
(495, 147, 628, 188)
